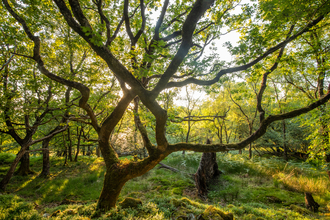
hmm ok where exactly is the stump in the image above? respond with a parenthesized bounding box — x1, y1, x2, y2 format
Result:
(305, 192, 319, 212)
(195, 139, 222, 198)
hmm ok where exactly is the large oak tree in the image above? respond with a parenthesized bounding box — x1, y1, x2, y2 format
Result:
(1, 0, 330, 211)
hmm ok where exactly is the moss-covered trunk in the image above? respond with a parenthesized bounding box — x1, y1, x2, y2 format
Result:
(16, 146, 33, 176)
(195, 139, 221, 198)
(96, 167, 127, 211)
(39, 138, 51, 177)
(0, 144, 30, 191)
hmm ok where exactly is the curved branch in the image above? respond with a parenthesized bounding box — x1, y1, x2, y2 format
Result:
(168, 90, 330, 153)
(3, 0, 101, 132)
(154, 0, 169, 40)
(133, 97, 155, 155)
(152, 0, 215, 97)
(165, 15, 327, 89)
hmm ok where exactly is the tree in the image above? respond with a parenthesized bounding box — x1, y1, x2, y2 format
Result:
(1, 0, 330, 211)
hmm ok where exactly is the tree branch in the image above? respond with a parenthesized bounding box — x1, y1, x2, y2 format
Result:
(168, 90, 330, 153)
(165, 15, 327, 88)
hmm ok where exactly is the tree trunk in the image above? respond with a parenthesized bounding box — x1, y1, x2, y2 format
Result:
(39, 138, 51, 177)
(96, 146, 101, 157)
(0, 143, 30, 191)
(87, 146, 91, 156)
(96, 167, 127, 211)
(63, 133, 68, 166)
(305, 192, 320, 212)
(283, 119, 288, 161)
(249, 125, 252, 159)
(326, 153, 330, 181)
(195, 139, 221, 198)
(16, 146, 34, 176)
(74, 126, 82, 162)
(67, 127, 73, 162)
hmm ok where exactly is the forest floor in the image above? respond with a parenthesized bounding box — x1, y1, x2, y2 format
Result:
(0, 151, 330, 219)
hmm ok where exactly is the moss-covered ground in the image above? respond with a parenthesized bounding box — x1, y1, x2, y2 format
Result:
(0, 151, 329, 219)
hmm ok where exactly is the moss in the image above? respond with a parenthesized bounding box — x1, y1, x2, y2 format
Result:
(289, 204, 310, 214)
(244, 214, 256, 220)
(170, 198, 186, 207)
(63, 209, 76, 215)
(172, 187, 183, 195)
(172, 206, 195, 219)
(226, 204, 235, 209)
(153, 185, 162, 191)
(127, 192, 143, 198)
(119, 197, 142, 209)
(50, 210, 61, 217)
(202, 205, 233, 220)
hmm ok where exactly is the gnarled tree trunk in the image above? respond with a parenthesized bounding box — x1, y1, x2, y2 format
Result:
(16, 146, 34, 176)
(195, 139, 222, 198)
(0, 143, 30, 191)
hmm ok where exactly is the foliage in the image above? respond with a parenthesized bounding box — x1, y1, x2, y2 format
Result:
(0, 153, 329, 219)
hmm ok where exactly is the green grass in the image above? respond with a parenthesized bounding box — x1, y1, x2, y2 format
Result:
(0, 151, 330, 219)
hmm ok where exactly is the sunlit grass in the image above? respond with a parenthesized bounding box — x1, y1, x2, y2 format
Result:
(0, 152, 329, 219)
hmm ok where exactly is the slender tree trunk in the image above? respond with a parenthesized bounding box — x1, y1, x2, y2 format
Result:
(63, 133, 68, 166)
(74, 127, 82, 162)
(0, 143, 30, 191)
(0, 135, 2, 152)
(39, 138, 51, 177)
(87, 146, 91, 156)
(249, 125, 252, 159)
(183, 121, 191, 156)
(326, 153, 330, 180)
(283, 119, 288, 161)
(16, 146, 33, 176)
(67, 127, 73, 162)
(96, 147, 101, 157)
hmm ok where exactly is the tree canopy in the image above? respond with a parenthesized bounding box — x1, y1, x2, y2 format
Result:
(1, 0, 330, 211)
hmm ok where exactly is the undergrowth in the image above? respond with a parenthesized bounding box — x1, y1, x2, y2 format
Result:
(0, 151, 329, 219)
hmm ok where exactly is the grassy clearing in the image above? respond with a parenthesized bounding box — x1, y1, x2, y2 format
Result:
(0, 152, 330, 219)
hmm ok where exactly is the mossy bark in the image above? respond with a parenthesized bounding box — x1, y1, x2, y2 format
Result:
(96, 167, 127, 211)
(39, 138, 51, 177)
(0, 144, 30, 191)
(195, 139, 221, 198)
(16, 147, 34, 176)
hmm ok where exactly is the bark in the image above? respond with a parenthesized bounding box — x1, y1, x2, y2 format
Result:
(305, 192, 320, 212)
(96, 167, 127, 211)
(74, 126, 82, 162)
(195, 139, 221, 198)
(39, 138, 51, 177)
(96, 146, 101, 157)
(283, 120, 288, 161)
(158, 162, 179, 172)
(87, 146, 91, 156)
(0, 144, 30, 191)
(16, 147, 34, 176)
(68, 127, 73, 162)
(326, 153, 330, 181)
(63, 132, 68, 166)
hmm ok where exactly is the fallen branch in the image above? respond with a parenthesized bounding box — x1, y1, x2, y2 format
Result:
(158, 162, 179, 172)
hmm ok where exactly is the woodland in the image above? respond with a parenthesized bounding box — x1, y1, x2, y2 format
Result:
(0, 0, 330, 219)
